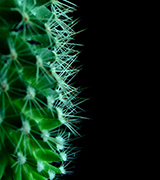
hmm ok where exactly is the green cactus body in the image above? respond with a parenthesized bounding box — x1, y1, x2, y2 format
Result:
(0, 0, 84, 179)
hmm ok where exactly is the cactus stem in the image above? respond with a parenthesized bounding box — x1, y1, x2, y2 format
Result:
(48, 169, 56, 180)
(17, 151, 27, 165)
(11, 160, 18, 169)
(29, 133, 46, 153)
(0, 0, 84, 178)
(55, 135, 66, 151)
(0, 115, 3, 124)
(23, 12, 30, 23)
(5, 91, 18, 113)
(59, 165, 66, 175)
(25, 86, 36, 100)
(21, 120, 31, 135)
(7, 38, 25, 69)
(1, 125, 15, 147)
(47, 95, 55, 110)
(41, 130, 50, 142)
(14, 133, 23, 154)
(15, 119, 37, 155)
(11, 152, 27, 169)
(10, 49, 18, 60)
(51, 0, 57, 4)
(41, 65, 57, 83)
(41, 129, 65, 152)
(45, 23, 51, 33)
(37, 160, 45, 173)
(33, 98, 47, 114)
(36, 66, 40, 84)
(0, 79, 9, 92)
(36, 55, 43, 67)
(36, 55, 46, 83)
(22, 86, 46, 114)
(56, 107, 80, 136)
(46, 140, 56, 152)
(60, 151, 67, 161)
(26, 133, 37, 154)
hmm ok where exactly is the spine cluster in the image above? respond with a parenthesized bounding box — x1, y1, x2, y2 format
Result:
(0, 0, 84, 179)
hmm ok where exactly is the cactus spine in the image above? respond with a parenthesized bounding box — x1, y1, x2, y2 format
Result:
(0, 0, 84, 179)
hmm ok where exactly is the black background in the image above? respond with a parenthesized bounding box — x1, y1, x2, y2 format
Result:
(63, 1, 154, 179)
(63, 1, 130, 179)
(62, 0, 119, 179)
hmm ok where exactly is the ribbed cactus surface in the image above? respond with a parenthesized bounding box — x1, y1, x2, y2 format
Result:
(0, 0, 84, 179)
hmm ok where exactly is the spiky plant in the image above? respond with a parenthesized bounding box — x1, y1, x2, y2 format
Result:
(0, 0, 85, 179)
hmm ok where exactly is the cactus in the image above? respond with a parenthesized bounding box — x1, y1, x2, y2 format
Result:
(0, 0, 85, 179)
